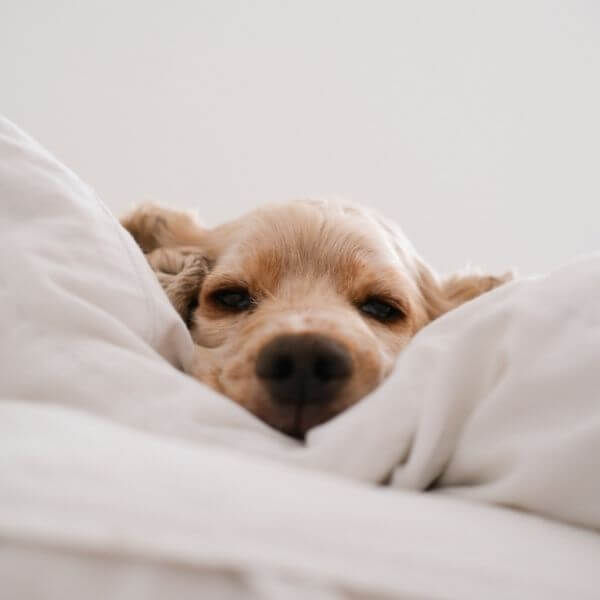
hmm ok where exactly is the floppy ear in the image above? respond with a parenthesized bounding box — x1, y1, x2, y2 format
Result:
(121, 204, 209, 324)
(418, 262, 513, 321)
(120, 203, 206, 253)
(146, 248, 209, 325)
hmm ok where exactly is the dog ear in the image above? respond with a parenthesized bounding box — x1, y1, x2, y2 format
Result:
(417, 262, 513, 321)
(120, 203, 206, 253)
(146, 248, 209, 325)
(121, 204, 210, 325)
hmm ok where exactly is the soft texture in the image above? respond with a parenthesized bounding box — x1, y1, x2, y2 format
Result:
(1, 116, 599, 599)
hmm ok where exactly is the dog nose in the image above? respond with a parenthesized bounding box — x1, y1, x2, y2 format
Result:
(255, 334, 353, 405)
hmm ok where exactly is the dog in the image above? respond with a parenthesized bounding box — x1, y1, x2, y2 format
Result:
(121, 199, 510, 438)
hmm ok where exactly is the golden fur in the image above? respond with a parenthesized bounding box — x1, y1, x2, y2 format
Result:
(121, 200, 510, 437)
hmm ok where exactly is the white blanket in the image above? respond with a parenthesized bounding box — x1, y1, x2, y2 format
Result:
(1, 116, 599, 599)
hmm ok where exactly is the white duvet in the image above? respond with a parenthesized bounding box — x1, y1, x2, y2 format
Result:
(1, 116, 599, 599)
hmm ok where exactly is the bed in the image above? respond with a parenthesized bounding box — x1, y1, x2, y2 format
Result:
(1, 116, 599, 599)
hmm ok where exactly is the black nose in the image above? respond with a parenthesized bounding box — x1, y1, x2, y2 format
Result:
(255, 334, 353, 405)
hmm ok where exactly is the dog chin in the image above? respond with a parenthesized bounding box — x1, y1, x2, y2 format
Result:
(260, 401, 342, 440)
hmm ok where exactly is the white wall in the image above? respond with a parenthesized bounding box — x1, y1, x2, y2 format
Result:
(2, 1, 599, 275)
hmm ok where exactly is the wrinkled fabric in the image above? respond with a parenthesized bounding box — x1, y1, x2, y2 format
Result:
(1, 116, 599, 599)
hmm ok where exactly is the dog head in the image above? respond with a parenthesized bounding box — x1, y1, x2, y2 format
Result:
(122, 199, 510, 438)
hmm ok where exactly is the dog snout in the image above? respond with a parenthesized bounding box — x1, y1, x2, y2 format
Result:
(255, 333, 353, 406)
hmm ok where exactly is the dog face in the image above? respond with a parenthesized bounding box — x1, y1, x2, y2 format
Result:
(122, 199, 509, 438)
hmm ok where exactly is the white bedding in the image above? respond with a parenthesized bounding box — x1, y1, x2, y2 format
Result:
(1, 116, 599, 599)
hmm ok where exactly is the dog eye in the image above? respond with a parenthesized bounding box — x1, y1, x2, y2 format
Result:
(359, 297, 404, 323)
(212, 288, 253, 311)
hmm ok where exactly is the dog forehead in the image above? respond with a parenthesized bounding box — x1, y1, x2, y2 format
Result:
(215, 201, 406, 272)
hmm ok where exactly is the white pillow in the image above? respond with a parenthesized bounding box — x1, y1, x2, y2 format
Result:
(0, 118, 190, 363)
